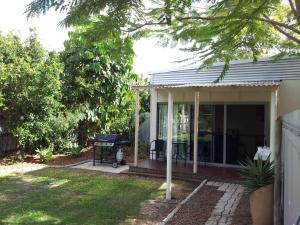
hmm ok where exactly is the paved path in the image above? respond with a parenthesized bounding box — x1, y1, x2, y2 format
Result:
(72, 161, 129, 173)
(205, 181, 245, 225)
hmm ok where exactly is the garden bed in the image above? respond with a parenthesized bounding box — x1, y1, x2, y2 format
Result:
(230, 193, 252, 225)
(0, 147, 93, 167)
(0, 146, 139, 167)
(168, 185, 223, 225)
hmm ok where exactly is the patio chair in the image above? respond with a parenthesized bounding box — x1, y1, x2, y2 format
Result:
(149, 139, 166, 161)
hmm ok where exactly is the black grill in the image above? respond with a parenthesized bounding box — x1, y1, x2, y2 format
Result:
(92, 134, 130, 168)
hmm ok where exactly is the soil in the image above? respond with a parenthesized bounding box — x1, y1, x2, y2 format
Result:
(0, 146, 140, 167)
(132, 180, 199, 225)
(230, 193, 252, 225)
(168, 186, 224, 225)
(47, 147, 93, 165)
(0, 147, 94, 167)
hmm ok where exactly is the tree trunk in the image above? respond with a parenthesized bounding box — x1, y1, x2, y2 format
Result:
(77, 120, 88, 147)
(295, 0, 300, 19)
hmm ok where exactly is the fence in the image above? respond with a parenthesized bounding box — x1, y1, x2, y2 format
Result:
(282, 109, 300, 225)
(0, 132, 18, 155)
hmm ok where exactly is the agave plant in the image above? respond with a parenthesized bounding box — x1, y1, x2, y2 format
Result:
(239, 157, 274, 193)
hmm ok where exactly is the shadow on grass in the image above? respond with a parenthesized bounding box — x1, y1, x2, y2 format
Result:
(0, 168, 164, 225)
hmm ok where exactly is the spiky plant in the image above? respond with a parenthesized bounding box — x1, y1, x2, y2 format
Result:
(239, 157, 274, 193)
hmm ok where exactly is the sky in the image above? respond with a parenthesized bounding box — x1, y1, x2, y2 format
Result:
(0, 0, 193, 76)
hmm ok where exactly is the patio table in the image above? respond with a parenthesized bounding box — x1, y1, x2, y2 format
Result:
(172, 141, 188, 165)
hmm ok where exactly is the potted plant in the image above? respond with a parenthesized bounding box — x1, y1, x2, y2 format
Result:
(239, 157, 274, 225)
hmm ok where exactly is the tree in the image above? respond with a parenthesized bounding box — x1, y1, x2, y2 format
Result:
(0, 31, 78, 151)
(61, 23, 138, 145)
(26, 0, 300, 77)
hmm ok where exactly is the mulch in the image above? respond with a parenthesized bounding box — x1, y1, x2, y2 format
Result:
(0, 146, 138, 167)
(230, 193, 252, 225)
(0, 147, 94, 166)
(47, 147, 93, 165)
(168, 185, 224, 225)
(137, 181, 199, 225)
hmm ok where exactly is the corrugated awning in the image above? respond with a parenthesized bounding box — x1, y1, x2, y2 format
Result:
(153, 81, 281, 88)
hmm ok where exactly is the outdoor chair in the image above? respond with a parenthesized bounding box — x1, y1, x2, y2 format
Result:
(149, 139, 166, 161)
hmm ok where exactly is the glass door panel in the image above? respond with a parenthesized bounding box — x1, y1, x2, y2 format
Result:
(226, 105, 265, 164)
(190, 104, 224, 163)
(157, 103, 190, 159)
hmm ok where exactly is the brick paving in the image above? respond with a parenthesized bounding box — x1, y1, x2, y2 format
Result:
(205, 181, 245, 225)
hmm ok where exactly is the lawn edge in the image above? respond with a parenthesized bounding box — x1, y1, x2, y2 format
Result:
(159, 179, 207, 225)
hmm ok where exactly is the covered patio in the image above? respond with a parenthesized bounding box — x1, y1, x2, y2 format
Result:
(132, 58, 300, 199)
(130, 159, 240, 181)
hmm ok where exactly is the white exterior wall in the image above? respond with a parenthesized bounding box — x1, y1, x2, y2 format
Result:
(151, 86, 274, 143)
(156, 87, 273, 103)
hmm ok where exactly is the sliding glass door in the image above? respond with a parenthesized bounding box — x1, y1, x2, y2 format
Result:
(157, 103, 267, 165)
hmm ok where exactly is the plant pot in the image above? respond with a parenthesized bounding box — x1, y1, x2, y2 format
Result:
(250, 184, 274, 225)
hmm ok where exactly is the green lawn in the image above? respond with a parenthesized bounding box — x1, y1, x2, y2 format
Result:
(0, 168, 165, 225)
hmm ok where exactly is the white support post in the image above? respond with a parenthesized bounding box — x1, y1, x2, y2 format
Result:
(166, 91, 173, 200)
(193, 92, 199, 174)
(270, 90, 277, 161)
(149, 88, 158, 159)
(134, 89, 140, 167)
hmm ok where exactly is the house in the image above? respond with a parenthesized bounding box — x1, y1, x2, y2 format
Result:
(132, 57, 300, 225)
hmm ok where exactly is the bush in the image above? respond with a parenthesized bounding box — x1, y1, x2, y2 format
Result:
(67, 146, 82, 158)
(36, 147, 53, 163)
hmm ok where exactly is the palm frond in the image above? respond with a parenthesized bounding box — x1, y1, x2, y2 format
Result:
(239, 156, 274, 193)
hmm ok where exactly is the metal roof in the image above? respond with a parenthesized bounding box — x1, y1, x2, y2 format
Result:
(150, 57, 300, 87)
(155, 81, 281, 88)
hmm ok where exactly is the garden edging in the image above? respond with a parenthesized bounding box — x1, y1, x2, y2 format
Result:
(159, 179, 207, 225)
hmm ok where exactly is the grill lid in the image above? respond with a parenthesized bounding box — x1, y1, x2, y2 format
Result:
(94, 134, 130, 145)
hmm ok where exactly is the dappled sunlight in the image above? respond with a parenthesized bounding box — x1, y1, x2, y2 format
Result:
(0, 168, 165, 225)
(2, 211, 62, 225)
(159, 182, 177, 190)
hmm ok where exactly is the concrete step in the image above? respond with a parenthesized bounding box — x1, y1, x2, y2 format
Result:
(127, 166, 204, 182)
(127, 166, 241, 183)
(124, 171, 204, 183)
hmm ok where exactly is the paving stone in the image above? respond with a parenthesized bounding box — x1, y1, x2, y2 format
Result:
(204, 181, 245, 225)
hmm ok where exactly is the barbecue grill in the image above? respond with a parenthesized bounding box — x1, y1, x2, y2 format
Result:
(92, 134, 130, 168)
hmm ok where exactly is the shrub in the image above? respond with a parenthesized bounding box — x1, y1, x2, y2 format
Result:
(67, 145, 82, 158)
(12, 151, 25, 163)
(36, 147, 53, 163)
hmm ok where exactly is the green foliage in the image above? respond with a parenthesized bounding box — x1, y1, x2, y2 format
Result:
(66, 144, 82, 158)
(0, 31, 69, 151)
(36, 147, 53, 162)
(239, 157, 274, 193)
(0, 27, 140, 153)
(61, 22, 138, 144)
(26, 0, 300, 79)
(11, 151, 25, 164)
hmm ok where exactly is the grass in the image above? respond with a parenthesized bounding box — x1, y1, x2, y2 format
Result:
(0, 168, 165, 225)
